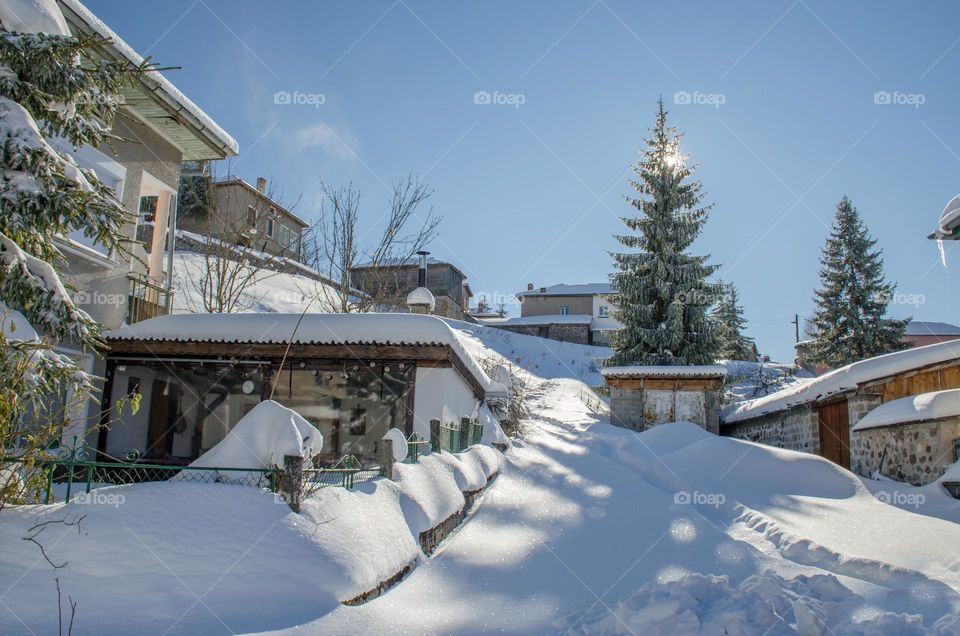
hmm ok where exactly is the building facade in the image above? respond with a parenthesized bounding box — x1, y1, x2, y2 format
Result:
(53, 0, 238, 448)
(177, 177, 308, 261)
(504, 283, 620, 345)
(350, 257, 473, 320)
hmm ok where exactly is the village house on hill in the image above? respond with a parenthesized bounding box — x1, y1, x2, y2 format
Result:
(481, 283, 620, 346)
(349, 256, 473, 320)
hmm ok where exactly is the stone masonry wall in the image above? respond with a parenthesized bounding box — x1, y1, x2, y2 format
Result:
(851, 417, 960, 486)
(722, 405, 819, 455)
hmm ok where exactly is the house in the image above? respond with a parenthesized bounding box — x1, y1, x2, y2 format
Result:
(903, 320, 960, 348)
(721, 339, 960, 483)
(52, 0, 238, 447)
(499, 283, 620, 345)
(177, 176, 309, 261)
(349, 255, 473, 320)
(97, 313, 505, 464)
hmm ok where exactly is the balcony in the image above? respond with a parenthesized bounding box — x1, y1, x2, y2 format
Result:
(127, 274, 172, 324)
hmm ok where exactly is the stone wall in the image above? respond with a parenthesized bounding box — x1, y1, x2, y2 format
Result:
(722, 405, 819, 455)
(494, 322, 591, 345)
(851, 417, 960, 486)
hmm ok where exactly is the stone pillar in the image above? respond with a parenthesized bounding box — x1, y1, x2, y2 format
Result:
(376, 440, 395, 480)
(430, 418, 441, 453)
(282, 454, 304, 513)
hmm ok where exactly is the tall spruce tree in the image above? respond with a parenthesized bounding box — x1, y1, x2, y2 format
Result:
(807, 196, 909, 367)
(0, 0, 143, 503)
(711, 282, 756, 361)
(607, 99, 720, 366)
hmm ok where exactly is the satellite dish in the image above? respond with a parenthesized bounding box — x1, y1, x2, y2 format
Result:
(941, 194, 960, 231)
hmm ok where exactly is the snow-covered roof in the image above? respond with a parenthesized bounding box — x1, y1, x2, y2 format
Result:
(722, 339, 960, 425)
(57, 0, 239, 160)
(517, 283, 616, 297)
(852, 389, 960, 431)
(105, 312, 494, 391)
(490, 314, 593, 326)
(905, 320, 960, 336)
(601, 365, 727, 379)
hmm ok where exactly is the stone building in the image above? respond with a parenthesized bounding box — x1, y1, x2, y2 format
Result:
(721, 340, 960, 481)
(602, 366, 726, 434)
(506, 283, 620, 346)
(349, 256, 473, 320)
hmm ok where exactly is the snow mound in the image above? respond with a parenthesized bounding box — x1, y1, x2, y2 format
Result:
(853, 389, 960, 431)
(187, 400, 322, 470)
(406, 286, 435, 310)
(565, 571, 955, 635)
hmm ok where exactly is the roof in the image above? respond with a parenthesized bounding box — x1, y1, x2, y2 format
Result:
(486, 314, 593, 326)
(722, 339, 960, 425)
(350, 257, 468, 282)
(58, 0, 239, 160)
(213, 178, 308, 227)
(905, 321, 960, 336)
(601, 365, 727, 379)
(105, 312, 493, 391)
(852, 389, 960, 431)
(517, 283, 616, 298)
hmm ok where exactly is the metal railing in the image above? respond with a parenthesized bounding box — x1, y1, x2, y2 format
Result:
(303, 455, 381, 490)
(432, 420, 484, 453)
(127, 273, 172, 323)
(405, 432, 432, 463)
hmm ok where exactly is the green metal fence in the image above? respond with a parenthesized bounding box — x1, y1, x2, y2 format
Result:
(303, 455, 381, 490)
(434, 420, 484, 453)
(405, 432, 432, 463)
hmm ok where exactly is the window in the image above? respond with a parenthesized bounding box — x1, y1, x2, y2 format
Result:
(560, 306, 569, 316)
(598, 305, 609, 317)
(246, 205, 256, 227)
(266, 218, 275, 238)
(139, 195, 158, 223)
(278, 224, 290, 248)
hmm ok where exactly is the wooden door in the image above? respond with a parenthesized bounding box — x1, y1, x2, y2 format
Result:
(817, 401, 850, 469)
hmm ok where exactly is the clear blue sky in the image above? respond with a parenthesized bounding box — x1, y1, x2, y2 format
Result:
(88, 0, 959, 362)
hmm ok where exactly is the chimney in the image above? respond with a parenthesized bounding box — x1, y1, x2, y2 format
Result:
(527, 283, 534, 291)
(256, 177, 267, 193)
(416, 251, 429, 287)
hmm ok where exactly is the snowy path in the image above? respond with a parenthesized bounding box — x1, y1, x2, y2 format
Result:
(277, 378, 960, 634)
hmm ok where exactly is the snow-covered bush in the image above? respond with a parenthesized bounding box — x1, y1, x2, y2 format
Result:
(479, 356, 533, 439)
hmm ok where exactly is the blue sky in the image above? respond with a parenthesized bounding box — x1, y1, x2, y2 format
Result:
(88, 0, 959, 362)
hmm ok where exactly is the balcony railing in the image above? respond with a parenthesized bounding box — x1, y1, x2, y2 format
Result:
(127, 273, 172, 324)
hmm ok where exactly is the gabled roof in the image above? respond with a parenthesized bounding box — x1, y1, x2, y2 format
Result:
(517, 283, 616, 298)
(351, 257, 469, 282)
(905, 320, 960, 336)
(485, 314, 593, 326)
(58, 0, 239, 161)
(213, 178, 308, 228)
(722, 339, 960, 425)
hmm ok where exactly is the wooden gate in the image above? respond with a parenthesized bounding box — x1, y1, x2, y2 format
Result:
(817, 401, 850, 469)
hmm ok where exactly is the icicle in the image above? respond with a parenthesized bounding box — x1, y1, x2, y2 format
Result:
(938, 239, 948, 268)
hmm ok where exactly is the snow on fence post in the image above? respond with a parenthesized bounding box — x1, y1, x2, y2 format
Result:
(376, 440, 395, 480)
(282, 454, 304, 513)
(430, 419, 441, 453)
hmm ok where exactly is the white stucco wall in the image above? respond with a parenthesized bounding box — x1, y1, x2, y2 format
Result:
(412, 366, 480, 437)
(591, 294, 621, 332)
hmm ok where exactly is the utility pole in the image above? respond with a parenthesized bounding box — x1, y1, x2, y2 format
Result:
(791, 314, 800, 343)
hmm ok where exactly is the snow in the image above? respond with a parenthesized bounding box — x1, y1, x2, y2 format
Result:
(171, 251, 342, 315)
(57, 0, 239, 155)
(723, 339, 960, 424)
(381, 428, 408, 462)
(483, 313, 594, 326)
(106, 312, 496, 393)
(939, 193, 960, 232)
(186, 400, 322, 470)
(852, 389, 960, 431)
(405, 286, 435, 309)
(516, 282, 616, 297)
(602, 365, 727, 378)
(4, 317, 960, 634)
(0, 0, 70, 35)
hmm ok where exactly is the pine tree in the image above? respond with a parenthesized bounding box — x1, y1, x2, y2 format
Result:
(807, 196, 909, 368)
(0, 1, 144, 503)
(607, 99, 720, 366)
(711, 282, 756, 361)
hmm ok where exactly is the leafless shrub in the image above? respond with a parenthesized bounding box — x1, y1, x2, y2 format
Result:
(479, 355, 534, 439)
